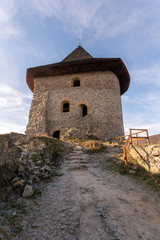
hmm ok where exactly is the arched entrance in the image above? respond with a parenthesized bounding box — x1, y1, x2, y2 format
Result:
(53, 130, 61, 139)
(78, 104, 88, 117)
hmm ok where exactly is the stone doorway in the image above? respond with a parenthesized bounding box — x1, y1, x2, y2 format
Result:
(53, 130, 61, 139)
(81, 104, 87, 117)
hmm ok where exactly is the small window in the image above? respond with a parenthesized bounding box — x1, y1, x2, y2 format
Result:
(63, 102, 70, 112)
(73, 79, 80, 87)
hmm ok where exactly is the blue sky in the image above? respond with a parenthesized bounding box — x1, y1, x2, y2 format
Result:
(0, 0, 160, 136)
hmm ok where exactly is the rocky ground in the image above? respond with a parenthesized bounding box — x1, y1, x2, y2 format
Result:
(1, 143, 160, 240)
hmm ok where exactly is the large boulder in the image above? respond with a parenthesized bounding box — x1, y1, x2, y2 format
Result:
(22, 184, 34, 198)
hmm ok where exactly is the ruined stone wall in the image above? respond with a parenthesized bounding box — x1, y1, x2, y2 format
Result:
(129, 145, 160, 174)
(26, 92, 49, 135)
(26, 71, 124, 139)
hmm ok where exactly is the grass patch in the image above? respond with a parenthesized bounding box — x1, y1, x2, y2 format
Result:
(0, 199, 26, 239)
(107, 153, 160, 190)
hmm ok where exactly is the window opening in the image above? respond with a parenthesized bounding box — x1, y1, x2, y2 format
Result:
(73, 79, 80, 87)
(82, 105, 87, 117)
(53, 131, 61, 139)
(63, 102, 70, 112)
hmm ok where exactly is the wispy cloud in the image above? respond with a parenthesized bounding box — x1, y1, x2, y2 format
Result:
(122, 93, 160, 106)
(31, 0, 105, 37)
(0, 0, 24, 39)
(131, 63, 160, 86)
(30, 0, 160, 43)
(124, 120, 160, 136)
(122, 92, 160, 135)
(0, 84, 32, 134)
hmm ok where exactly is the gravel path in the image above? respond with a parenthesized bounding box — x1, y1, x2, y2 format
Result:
(14, 146, 160, 240)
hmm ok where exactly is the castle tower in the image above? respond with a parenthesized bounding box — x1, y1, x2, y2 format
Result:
(26, 46, 130, 139)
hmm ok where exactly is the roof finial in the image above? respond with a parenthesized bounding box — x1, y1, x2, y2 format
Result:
(78, 38, 81, 46)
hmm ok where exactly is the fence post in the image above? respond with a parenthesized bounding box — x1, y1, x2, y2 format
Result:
(146, 130, 150, 145)
(136, 133, 138, 146)
(129, 129, 132, 145)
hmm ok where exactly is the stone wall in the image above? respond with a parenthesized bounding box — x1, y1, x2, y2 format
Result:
(0, 133, 72, 192)
(26, 71, 124, 139)
(129, 145, 160, 174)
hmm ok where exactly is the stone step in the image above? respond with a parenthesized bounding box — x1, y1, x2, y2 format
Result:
(69, 154, 89, 158)
(75, 146, 83, 149)
(67, 164, 88, 171)
(67, 160, 88, 164)
(68, 157, 88, 160)
(69, 153, 84, 156)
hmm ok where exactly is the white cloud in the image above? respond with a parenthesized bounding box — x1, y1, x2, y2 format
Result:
(0, 84, 32, 134)
(31, 0, 105, 37)
(0, 84, 32, 107)
(131, 63, 160, 86)
(0, 0, 24, 39)
(0, 120, 26, 134)
(30, 0, 158, 41)
(122, 93, 160, 106)
(124, 121, 160, 136)
(122, 92, 160, 136)
(0, 0, 16, 24)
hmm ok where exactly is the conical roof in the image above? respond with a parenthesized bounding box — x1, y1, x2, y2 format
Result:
(62, 46, 93, 62)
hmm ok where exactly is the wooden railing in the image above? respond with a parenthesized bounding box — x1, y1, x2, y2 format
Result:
(112, 129, 150, 171)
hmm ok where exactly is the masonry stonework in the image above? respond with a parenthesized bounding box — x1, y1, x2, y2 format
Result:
(25, 46, 130, 140)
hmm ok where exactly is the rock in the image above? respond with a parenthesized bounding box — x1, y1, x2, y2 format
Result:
(133, 165, 138, 170)
(22, 184, 34, 198)
(152, 149, 160, 156)
(129, 170, 136, 174)
(34, 186, 41, 195)
(12, 176, 19, 183)
(42, 173, 50, 179)
(28, 152, 39, 160)
(27, 159, 34, 168)
(45, 158, 50, 164)
(18, 165, 25, 173)
(0, 141, 9, 166)
(56, 171, 63, 176)
(13, 181, 22, 187)
(41, 164, 52, 172)
(129, 145, 160, 174)
(22, 151, 30, 160)
(34, 171, 44, 177)
(34, 177, 41, 183)
(36, 160, 43, 166)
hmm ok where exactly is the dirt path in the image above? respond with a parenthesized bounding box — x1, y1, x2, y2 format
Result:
(14, 146, 160, 240)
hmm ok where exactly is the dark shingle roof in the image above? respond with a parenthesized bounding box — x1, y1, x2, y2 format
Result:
(62, 46, 93, 62)
(26, 46, 130, 95)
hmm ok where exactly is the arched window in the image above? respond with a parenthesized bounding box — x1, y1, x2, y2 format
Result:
(82, 105, 87, 117)
(73, 79, 80, 87)
(63, 102, 70, 112)
(79, 104, 88, 117)
(53, 130, 61, 139)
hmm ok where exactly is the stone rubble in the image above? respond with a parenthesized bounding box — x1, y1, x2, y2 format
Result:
(0, 132, 72, 198)
(9, 145, 160, 240)
(1, 136, 160, 239)
(129, 144, 160, 173)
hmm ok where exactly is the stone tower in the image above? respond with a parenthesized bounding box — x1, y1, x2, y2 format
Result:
(26, 46, 130, 140)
